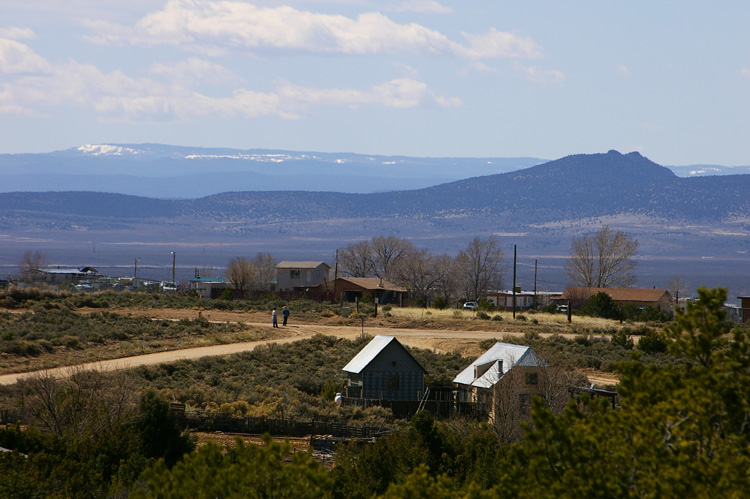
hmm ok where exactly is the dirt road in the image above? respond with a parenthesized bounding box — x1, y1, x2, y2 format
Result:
(0, 311, 620, 386)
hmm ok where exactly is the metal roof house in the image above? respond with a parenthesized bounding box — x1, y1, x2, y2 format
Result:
(188, 276, 231, 299)
(454, 342, 547, 423)
(343, 335, 427, 402)
(274, 261, 330, 291)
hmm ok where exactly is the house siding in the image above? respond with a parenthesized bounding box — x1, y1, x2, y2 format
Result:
(356, 342, 425, 401)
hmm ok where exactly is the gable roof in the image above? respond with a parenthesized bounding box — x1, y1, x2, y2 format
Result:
(453, 342, 547, 389)
(275, 261, 330, 270)
(339, 277, 407, 292)
(560, 286, 671, 303)
(342, 335, 427, 374)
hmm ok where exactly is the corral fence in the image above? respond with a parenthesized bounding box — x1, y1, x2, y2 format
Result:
(170, 403, 391, 439)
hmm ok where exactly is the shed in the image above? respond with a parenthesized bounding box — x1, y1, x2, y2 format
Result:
(342, 335, 427, 401)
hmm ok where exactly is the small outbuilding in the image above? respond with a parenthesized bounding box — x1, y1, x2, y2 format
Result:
(342, 335, 427, 401)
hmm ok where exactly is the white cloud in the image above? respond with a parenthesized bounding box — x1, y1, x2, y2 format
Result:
(740, 68, 750, 79)
(387, 0, 453, 14)
(148, 58, 243, 86)
(0, 38, 53, 74)
(0, 41, 459, 122)
(81, 0, 540, 61)
(0, 26, 37, 40)
(513, 63, 565, 84)
(616, 64, 629, 75)
(459, 28, 542, 60)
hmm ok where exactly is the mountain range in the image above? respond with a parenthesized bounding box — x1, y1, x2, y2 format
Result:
(1, 149, 748, 297)
(1, 144, 749, 198)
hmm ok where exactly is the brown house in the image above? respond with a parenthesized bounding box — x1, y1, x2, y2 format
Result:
(310, 277, 408, 306)
(739, 296, 750, 323)
(559, 286, 674, 313)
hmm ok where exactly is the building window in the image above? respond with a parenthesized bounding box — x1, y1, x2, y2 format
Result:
(387, 375, 400, 391)
(290, 270, 300, 279)
(526, 372, 538, 385)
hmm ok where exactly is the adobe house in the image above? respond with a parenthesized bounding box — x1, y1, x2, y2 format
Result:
(454, 342, 547, 423)
(312, 277, 408, 306)
(558, 286, 674, 313)
(739, 296, 750, 323)
(274, 261, 330, 291)
(342, 335, 427, 401)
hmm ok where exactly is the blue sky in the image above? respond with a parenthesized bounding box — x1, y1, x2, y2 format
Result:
(2, 0, 749, 166)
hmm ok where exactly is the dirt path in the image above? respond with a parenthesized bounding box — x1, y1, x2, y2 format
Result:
(0, 310, 620, 386)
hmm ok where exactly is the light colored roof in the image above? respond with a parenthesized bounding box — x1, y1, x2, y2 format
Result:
(453, 342, 547, 388)
(339, 277, 407, 292)
(275, 261, 329, 269)
(42, 267, 97, 275)
(342, 335, 426, 374)
(189, 276, 230, 283)
(560, 286, 670, 303)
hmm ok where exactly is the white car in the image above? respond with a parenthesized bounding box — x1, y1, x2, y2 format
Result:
(462, 302, 477, 310)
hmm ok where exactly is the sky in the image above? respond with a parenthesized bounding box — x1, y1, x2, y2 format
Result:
(1, 0, 749, 166)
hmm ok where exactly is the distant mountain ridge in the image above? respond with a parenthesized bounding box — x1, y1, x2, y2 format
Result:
(3, 150, 749, 224)
(0, 144, 544, 197)
(1, 150, 748, 296)
(2, 143, 748, 199)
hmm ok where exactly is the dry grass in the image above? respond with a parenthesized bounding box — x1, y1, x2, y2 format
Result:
(386, 306, 624, 329)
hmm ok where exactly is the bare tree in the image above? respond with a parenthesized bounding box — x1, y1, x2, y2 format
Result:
(456, 236, 505, 302)
(250, 252, 276, 291)
(565, 226, 639, 288)
(432, 253, 462, 306)
(225, 257, 253, 294)
(338, 240, 375, 277)
(395, 249, 441, 306)
(666, 275, 690, 302)
(19, 367, 138, 438)
(18, 250, 48, 282)
(370, 235, 415, 280)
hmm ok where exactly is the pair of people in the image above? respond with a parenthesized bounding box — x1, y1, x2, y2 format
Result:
(272, 306, 290, 327)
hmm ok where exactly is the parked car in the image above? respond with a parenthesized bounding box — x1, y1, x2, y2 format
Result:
(462, 302, 477, 310)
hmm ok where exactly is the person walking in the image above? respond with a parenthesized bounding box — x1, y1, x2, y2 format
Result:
(282, 306, 290, 326)
(272, 308, 278, 328)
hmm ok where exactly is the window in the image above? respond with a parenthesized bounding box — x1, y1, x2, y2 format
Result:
(290, 270, 300, 279)
(387, 375, 400, 391)
(525, 372, 538, 385)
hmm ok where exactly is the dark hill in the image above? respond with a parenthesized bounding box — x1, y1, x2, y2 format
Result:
(2, 150, 749, 225)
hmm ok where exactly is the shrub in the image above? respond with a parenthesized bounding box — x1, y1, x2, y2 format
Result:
(611, 329, 634, 349)
(637, 329, 667, 354)
(492, 315, 503, 321)
(516, 314, 527, 322)
(477, 311, 491, 320)
(432, 297, 447, 310)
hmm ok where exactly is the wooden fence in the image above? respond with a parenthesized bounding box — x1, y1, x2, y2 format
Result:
(170, 404, 391, 438)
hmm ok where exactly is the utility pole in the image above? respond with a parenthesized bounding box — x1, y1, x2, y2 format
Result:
(512, 245, 517, 319)
(171, 251, 176, 285)
(533, 259, 538, 310)
(134, 258, 140, 289)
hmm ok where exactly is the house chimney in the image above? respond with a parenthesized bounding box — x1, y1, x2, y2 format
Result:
(473, 359, 501, 380)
